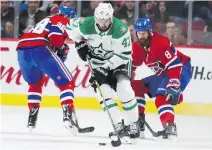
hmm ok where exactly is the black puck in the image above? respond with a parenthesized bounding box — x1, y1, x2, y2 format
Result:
(99, 143, 106, 146)
(111, 139, 121, 147)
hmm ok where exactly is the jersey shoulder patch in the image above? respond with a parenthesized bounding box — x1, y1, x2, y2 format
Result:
(111, 17, 129, 39)
(78, 16, 97, 35)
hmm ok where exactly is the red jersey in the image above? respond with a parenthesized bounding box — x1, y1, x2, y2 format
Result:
(17, 15, 69, 49)
(132, 31, 190, 80)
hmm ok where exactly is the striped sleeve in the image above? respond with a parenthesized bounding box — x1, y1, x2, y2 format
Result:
(48, 17, 68, 48)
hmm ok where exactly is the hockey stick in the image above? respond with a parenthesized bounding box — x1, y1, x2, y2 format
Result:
(139, 117, 165, 137)
(86, 57, 122, 147)
(73, 109, 95, 133)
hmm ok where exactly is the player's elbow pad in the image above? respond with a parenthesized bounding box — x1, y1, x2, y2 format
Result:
(75, 41, 89, 62)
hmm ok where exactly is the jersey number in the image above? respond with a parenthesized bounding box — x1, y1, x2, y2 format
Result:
(165, 51, 172, 59)
(122, 37, 130, 47)
(31, 18, 50, 34)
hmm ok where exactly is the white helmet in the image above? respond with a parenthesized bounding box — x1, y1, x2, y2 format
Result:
(94, 2, 114, 21)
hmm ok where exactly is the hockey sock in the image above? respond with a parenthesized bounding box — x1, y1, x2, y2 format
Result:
(59, 81, 75, 111)
(121, 97, 139, 124)
(28, 84, 42, 109)
(117, 79, 139, 124)
(99, 84, 123, 125)
(155, 95, 175, 126)
(131, 80, 147, 115)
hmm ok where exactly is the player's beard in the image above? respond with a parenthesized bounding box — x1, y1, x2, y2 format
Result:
(138, 38, 149, 48)
(137, 33, 151, 48)
(96, 23, 112, 32)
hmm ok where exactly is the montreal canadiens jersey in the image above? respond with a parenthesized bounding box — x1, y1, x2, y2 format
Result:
(132, 31, 190, 79)
(66, 16, 132, 70)
(17, 15, 69, 49)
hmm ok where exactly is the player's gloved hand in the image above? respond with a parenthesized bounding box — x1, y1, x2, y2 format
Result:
(57, 44, 69, 62)
(75, 41, 90, 61)
(166, 79, 182, 105)
(89, 74, 98, 93)
(89, 67, 109, 85)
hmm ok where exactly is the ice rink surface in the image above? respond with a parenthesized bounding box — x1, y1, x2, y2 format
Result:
(1, 106, 212, 150)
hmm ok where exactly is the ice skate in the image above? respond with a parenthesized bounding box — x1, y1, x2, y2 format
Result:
(62, 104, 78, 135)
(163, 123, 178, 140)
(129, 120, 140, 139)
(109, 120, 132, 144)
(27, 106, 39, 133)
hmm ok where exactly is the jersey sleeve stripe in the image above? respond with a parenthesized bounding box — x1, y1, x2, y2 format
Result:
(121, 51, 132, 55)
(167, 64, 183, 70)
(50, 26, 63, 34)
(165, 56, 178, 68)
(19, 37, 50, 43)
(170, 43, 177, 55)
(166, 57, 182, 70)
(44, 28, 50, 32)
(66, 26, 72, 30)
(114, 53, 130, 60)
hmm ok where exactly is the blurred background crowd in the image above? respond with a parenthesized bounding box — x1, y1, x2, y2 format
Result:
(1, 0, 212, 46)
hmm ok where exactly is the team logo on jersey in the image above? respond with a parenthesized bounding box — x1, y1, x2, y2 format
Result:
(147, 62, 164, 75)
(90, 43, 113, 59)
(120, 25, 127, 34)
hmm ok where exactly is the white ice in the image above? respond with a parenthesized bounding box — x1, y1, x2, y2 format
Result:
(1, 106, 212, 150)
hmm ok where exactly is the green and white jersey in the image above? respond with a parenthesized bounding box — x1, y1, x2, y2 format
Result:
(66, 16, 132, 69)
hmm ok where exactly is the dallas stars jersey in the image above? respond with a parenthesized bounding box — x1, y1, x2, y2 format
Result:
(66, 16, 132, 69)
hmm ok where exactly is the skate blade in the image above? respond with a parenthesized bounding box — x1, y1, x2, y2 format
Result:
(150, 134, 178, 141)
(121, 136, 133, 144)
(167, 135, 178, 141)
(64, 121, 78, 136)
(28, 126, 34, 134)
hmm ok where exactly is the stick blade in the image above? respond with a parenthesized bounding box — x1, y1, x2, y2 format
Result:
(78, 126, 95, 133)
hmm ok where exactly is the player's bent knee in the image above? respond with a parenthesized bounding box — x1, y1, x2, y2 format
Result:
(28, 75, 47, 91)
(155, 95, 170, 108)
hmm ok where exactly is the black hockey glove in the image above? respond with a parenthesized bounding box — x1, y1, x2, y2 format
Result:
(89, 67, 109, 86)
(89, 74, 98, 93)
(75, 41, 89, 62)
(57, 44, 69, 62)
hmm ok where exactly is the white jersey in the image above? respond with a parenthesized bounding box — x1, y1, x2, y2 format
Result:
(66, 16, 132, 69)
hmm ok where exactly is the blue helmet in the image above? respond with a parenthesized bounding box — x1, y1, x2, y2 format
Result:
(134, 18, 152, 32)
(57, 6, 77, 18)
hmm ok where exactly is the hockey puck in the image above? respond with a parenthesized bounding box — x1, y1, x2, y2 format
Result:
(99, 143, 106, 146)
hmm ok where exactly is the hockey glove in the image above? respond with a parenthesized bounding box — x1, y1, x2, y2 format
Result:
(75, 41, 89, 62)
(57, 44, 69, 62)
(89, 67, 108, 86)
(89, 74, 98, 93)
(166, 79, 182, 105)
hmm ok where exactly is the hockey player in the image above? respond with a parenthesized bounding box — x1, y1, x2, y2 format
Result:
(66, 2, 140, 139)
(131, 18, 191, 139)
(16, 6, 78, 133)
